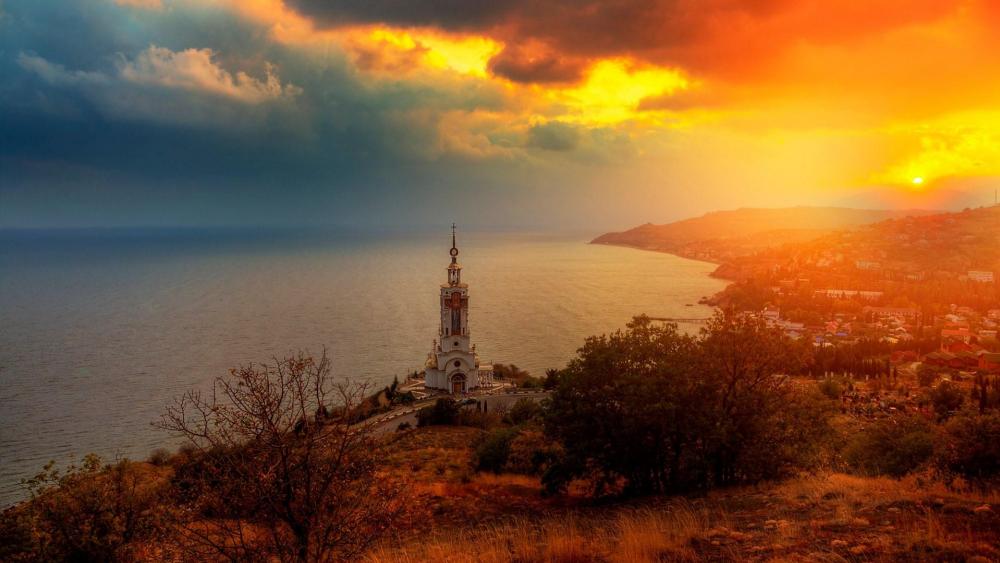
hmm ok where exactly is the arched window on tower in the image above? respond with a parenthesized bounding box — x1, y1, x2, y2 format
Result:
(449, 291, 462, 335)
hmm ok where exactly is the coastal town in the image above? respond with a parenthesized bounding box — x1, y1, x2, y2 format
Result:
(710, 207, 1000, 367)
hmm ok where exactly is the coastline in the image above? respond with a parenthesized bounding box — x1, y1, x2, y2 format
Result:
(589, 240, 722, 266)
(589, 240, 737, 305)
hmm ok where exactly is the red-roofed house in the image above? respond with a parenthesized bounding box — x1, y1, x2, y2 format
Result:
(941, 328, 973, 344)
(942, 340, 983, 354)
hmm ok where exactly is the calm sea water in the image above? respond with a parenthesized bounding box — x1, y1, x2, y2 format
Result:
(0, 229, 725, 505)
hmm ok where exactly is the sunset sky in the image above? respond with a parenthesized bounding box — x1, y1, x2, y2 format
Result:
(2, 0, 999, 229)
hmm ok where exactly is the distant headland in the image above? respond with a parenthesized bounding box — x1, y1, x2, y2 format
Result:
(591, 206, 939, 264)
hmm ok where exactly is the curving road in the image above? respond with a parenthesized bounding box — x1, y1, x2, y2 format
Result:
(365, 391, 550, 437)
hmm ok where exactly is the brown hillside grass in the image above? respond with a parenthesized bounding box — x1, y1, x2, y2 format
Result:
(366, 470, 1000, 563)
(365, 506, 708, 563)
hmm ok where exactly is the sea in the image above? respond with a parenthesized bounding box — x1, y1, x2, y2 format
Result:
(0, 228, 726, 505)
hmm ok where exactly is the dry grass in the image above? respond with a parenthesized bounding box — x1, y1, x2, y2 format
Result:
(365, 427, 1000, 562)
(367, 470, 1000, 562)
(367, 506, 710, 563)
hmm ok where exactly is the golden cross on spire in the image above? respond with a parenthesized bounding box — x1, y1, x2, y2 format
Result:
(449, 223, 459, 262)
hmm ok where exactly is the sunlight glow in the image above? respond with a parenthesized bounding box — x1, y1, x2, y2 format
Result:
(549, 59, 689, 126)
(366, 28, 502, 77)
(419, 35, 503, 78)
(872, 111, 1000, 190)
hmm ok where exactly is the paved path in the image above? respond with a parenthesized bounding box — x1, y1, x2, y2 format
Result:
(365, 390, 550, 436)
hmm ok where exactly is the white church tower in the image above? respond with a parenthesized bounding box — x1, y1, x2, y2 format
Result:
(424, 225, 493, 393)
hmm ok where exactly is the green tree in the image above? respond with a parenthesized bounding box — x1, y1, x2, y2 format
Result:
(935, 412, 1000, 484)
(474, 428, 518, 473)
(845, 416, 935, 477)
(543, 311, 821, 497)
(930, 381, 965, 420)
(506, 398, 543, 425)
(416, 397, 459, 426)
(917, 364, 939, 387)
(697, 310, 813, 487)
(543, 315, 700, 496)
(505, 430, 558, 475)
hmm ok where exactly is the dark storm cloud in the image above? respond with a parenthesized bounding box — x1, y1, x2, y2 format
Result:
(0, 0, 517, 228)
(286, 0, 965, 82)
(284, 0, 515, 29)
(283, 0, 780, 73)
(487, 44, 587, 84)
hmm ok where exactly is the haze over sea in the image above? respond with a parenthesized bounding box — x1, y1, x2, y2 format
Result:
(0, 229, 725, 505)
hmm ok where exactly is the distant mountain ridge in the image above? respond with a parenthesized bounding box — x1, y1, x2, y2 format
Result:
(591, 207, 939, 262)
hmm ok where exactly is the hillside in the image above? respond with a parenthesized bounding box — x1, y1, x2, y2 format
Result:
(370, 427, 1000, 562)
(714, 205, 1000, 285)
(591, 207, 938, 262)
(814, 205, 1000, 274)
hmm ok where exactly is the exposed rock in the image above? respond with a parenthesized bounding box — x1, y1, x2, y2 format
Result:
(729, 531, 752, 541)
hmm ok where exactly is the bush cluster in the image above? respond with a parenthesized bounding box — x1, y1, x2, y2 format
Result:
(542, 311, 827, 496)
(416, 398, 460, 426)
(845, 416, 936, 477)
(844, 409, 1000, 484)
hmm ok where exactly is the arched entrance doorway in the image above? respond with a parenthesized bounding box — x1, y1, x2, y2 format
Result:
(450, 373, 466, 394)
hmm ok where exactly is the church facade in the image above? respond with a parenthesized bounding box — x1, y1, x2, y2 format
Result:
(424, 226, 493, 393)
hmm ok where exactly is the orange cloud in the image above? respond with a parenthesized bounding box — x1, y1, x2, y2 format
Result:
(203, 0, 1000, 195)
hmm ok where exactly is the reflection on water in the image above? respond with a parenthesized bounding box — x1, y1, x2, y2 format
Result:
(0, 228, 726, 505)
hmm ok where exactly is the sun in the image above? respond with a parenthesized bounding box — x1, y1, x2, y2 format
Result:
(911, 177, 924, 185)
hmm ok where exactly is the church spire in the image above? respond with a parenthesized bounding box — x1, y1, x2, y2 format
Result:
(447, 223, 461, 286)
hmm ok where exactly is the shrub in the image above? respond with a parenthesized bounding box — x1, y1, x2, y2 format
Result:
(15, 455, 168, 562)
(0, 505, 38, 562)
(168, 444, 260, 518)
(930, 381, 964, 420)
(818, 377, 843, 400)
(148, 448, 172, 467)
(917, 365, 939, 388)
(543, 368, 562, 390)
(416, 398, 459, 427)
(519, 376, 546, 389)
(506, 398, 543, 425)
(934, 411, 1000, 484)
(159, 352, 403, 562)
(505, 429, 557, 475)
(474, 428, 518, 473)
(845, 416, 935, 477)
(454, 408, 500, 429)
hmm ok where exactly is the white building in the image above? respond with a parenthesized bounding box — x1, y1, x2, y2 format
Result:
(424, 225, 493, 393)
